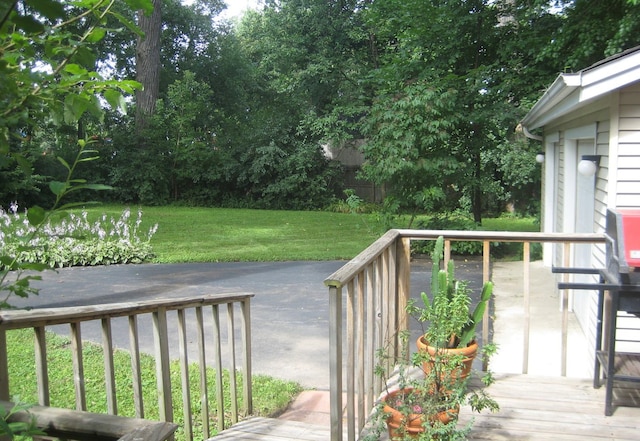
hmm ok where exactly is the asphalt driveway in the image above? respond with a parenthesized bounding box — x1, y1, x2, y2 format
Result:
(11, 259, 484, 389)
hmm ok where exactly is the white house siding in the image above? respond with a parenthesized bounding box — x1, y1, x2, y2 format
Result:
(616, 84, 640, 208)
(614, 84, 640, 352)
(556, 143, 564, 242)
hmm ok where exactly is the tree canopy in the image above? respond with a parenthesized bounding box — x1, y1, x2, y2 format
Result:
(2, 0, 640, 220)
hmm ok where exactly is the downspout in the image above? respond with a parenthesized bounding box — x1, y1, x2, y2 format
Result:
(516, 123, 543, 141)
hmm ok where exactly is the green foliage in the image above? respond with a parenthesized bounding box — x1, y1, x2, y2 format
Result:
(0, 0, 144, 152)
(1, 208, 157, 269)
(413, 214, 482, 256)
(0, 400, 45, 439)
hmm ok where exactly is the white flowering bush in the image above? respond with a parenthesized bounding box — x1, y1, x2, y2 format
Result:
(1, 206, 158, 268)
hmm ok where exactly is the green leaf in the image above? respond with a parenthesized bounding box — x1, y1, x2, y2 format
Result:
(58, 201, 101, 210)
(86, 27, 107, 43)
(26, 0, 66, 20)
(26, 206, 46, 226)
(56, 156, 71, 171)
(68, 184, 113, 192)
(20, 263, 49, 272)
(109, 11, 145, 37)
(103, 89, 128, 114)
(11, 15, 45, 33)
(124, 0, 154, 15)
(64, 94, 90, 122)
(49, 181, 68, 196)
(64, 64, 88, 75)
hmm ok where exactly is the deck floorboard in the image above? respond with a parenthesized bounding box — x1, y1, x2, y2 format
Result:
(210, 374, 640, 440)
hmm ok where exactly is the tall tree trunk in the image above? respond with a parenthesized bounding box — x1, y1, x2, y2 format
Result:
(135, 0, 162, 132)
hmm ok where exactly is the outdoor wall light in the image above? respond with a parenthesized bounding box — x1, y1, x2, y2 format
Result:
(578, 155, 600, 177)
(535, 152, 545, 164)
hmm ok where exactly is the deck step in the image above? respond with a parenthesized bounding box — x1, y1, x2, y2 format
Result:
(209, 417, 332, 441)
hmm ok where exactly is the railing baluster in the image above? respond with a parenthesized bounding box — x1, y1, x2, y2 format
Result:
(226, 303, 238, 424)
(346, 279, 356, 441)
(195, 306, 210, 438)
(128, 314, 144, 418)
(153, 307, 174, 425)
(356, 271, 365, 436)
(523, 242, 531, 374)
(365, 265, 374, 413)
(211, 304, 224, 432)
(101, 318, 117, 415)
(0, 330, 8, 401)
(397, 237, 411, 358)
(70, 322, 86, 411)
(482, 240, 491, 371)
(240, 298, 252, 416)
(562, 241, 571, 376)
(177, 309, 192, 441)
(34, 326, 49, 406)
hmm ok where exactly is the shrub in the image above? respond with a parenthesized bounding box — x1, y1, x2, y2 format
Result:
(0, 207, 158, 269)
(413, 212, 483, 255)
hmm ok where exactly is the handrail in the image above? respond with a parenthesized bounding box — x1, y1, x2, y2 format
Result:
(0, 292, 254, 441)
(325, 230, 606, 288)
(2, 399, 178, 441)
(0, 293, 254, 328)
(325, 229, 607, 441)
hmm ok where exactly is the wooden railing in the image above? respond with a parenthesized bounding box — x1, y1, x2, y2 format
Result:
(324, 230, 606, 441)
(1, 399, 178, 441)
(0, 293, 254, 441)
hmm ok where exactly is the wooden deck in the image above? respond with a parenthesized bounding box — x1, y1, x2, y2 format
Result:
(211, 374, 640, 440)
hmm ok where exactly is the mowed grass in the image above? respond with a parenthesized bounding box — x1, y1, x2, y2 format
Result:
(85, 206, 385, 263)
(5, 329, 301, 440)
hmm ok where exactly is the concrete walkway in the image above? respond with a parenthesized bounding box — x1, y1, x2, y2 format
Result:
(278, 259, 593, 426)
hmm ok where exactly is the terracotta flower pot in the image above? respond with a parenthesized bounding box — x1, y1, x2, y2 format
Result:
(416, 336, 478, 381)
(382, 388, 459, 439)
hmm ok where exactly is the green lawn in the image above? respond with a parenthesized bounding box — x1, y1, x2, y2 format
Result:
(87, 206, 387, 263)
(85, 206, 539, 263)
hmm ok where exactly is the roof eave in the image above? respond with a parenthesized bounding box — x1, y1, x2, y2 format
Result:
(521, 73, 581, 131)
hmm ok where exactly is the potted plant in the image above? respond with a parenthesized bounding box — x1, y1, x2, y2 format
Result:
(411, 236, 493, 381)
(362, 236, 499, 440)
(363, 331, 498, 440)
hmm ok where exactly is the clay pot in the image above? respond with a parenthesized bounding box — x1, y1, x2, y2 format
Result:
(416, 337, 478, 381)
(382, 388, 459, 439)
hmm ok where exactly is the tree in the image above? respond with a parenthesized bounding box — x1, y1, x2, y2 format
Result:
(135, 0, 162, 130)
(540, 0, 640, 72)
(1, 0, 146, 204)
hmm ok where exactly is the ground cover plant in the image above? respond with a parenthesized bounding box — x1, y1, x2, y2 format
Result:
(0, 206, 158, 268)
(5, 328, 302, 441)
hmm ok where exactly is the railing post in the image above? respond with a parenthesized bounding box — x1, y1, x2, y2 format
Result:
(346, 280, 356, 441)
(329, 285, 343, 441)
